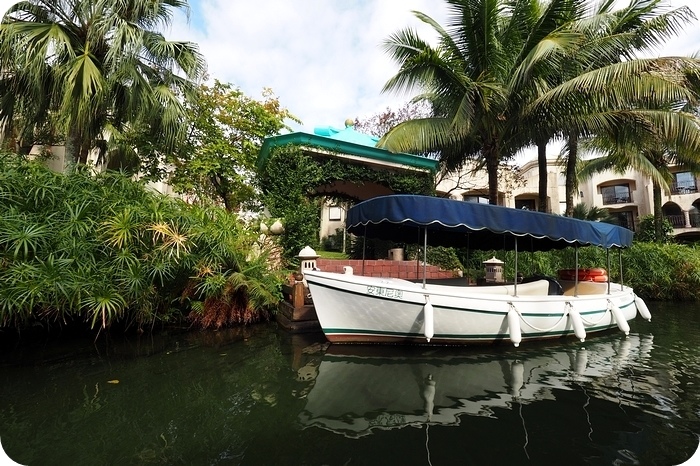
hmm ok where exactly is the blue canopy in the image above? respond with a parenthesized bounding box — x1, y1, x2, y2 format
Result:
(346, 195, 633, 251)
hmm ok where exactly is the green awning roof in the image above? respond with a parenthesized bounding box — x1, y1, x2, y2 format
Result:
(257, 124, 438, 173)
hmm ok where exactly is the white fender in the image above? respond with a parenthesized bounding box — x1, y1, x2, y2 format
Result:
(507, 306, 522, 347)
(423, 298, 434, 342)
(634, 295, 652, 322)
(610, 302, 630, 335)
(568, 304, 586, 342)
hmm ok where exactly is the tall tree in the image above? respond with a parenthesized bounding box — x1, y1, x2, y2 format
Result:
(164, 81, 299, 212)
(531, 0, 700, 216)
(379, 0, 700, 215)
(578, 106, 700, 240)
(378, 0, 584, 205)
(353, 101, 432, 138)
(0, 0, 206, 164)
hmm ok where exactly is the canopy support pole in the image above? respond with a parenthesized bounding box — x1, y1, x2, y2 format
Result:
(416, 228, 421, 282)
(606, 248, 611, 295)
(466, 234, 471, 284)
(422, 227, 428, 289)
(362, 225, 367, 277)
(574, 246, 579, 297)
(618, 249, 624, 290)
(513, 237, 519, 297)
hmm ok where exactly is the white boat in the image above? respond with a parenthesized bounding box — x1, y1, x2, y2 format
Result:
(304, 195, 652, 346)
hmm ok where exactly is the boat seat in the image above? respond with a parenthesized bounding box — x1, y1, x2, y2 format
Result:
(511, 279, 551, 296)
(559, 280, 609, 296)
(426, 279, 550, 296)
(521, 275, 563, 295)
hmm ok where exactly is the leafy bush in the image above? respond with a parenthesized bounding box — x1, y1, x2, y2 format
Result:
(0, 154, 283, 332)
(636, 214, 674, 243)
(621, 242, 700, 300)
(321, 228, 345, 252)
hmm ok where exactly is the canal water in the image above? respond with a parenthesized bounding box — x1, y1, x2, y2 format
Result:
(1, 301, 699, 465)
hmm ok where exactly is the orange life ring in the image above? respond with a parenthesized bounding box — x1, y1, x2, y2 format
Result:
(557, 268, 608, 282)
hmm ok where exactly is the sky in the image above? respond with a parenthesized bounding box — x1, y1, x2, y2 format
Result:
(0, 0, 699, 139)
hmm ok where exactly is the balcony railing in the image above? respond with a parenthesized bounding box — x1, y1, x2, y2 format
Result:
(664, 214, 700, 228)
(670, 182, 698, 195)
(693, 214, 700, 228)
(664, 214, 686, 227)
(602, 194, 631, 205)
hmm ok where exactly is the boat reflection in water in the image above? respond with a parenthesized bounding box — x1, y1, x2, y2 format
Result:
(297, 334, 655, 439)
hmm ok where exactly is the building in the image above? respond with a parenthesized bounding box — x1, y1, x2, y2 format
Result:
(435, 156, 700, 241)
(301, 123, 700, 245)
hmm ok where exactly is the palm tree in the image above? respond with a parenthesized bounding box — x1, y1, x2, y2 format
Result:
(380, 0, 700, 215)
(0, 0, 206, 164)
(571, 202, 616, 223)
(379, 0, 584, 205)
(578, 107, 700, 241)
(531, 0, 700, 216)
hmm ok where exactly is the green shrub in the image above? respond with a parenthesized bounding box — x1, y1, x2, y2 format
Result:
(636, 215, 674, 243)
(257, 144, 434, 263)
(622, 242, 700, 300)
(0, 154, 283, 332)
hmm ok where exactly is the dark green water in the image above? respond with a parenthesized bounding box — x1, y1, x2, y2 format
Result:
(1, 301, 699, 466)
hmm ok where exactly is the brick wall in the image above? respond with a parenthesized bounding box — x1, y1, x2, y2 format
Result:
(316, 258, 455, 280)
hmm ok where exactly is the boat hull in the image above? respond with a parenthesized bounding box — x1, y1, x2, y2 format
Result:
(304, 271, 641, 346)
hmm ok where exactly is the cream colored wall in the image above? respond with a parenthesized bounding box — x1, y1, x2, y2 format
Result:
(29, 144, 105, 173)
(435, 161, 516, 207)
(28, 144, 184, 200)
(581, 168, 650, 216)
(513, 159, 572, 213)
(319, 200, 346, 241)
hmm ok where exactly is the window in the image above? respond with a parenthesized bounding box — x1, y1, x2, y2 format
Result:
(674, 172, 697, 194)
(328, 206, 342, 221)
(601, 184, 631, 204)
(463, 195, 488, 204)
(515, 199, 535, 210)
(613, 211, 635, 231)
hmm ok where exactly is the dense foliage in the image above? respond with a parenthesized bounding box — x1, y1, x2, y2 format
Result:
(635, 214, 675, 243)
(0, 0, 206, 164)
(258, 144, 435, 263)
(455, 242, 700, 301)
(380, 0, 700, 217)
(0, 154, 283, 332)
(149, 81, 299, 212)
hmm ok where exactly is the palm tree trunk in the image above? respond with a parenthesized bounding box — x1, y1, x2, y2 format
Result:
(537, 140, 548, 212)
(482, 137, 500, 205)
(564, 134, 578, 217)
(65, 128, 80, 166)
(652, 183, 663, 241)
(487, 152, 500, 205)
(78, 144, 90, 165)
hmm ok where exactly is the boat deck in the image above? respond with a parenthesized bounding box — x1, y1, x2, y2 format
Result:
(410, 277, 615, 296)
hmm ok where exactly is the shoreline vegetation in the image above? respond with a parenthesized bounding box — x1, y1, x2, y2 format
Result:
(0, 154, 284, 336)
(1, 156, 699, 339)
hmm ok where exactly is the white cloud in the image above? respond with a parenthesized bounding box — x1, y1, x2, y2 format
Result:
(167, 0, 700, 133)
(169, 0, 448, 132)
